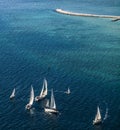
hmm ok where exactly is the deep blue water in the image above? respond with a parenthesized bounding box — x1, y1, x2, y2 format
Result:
(0, 0, 120, 130)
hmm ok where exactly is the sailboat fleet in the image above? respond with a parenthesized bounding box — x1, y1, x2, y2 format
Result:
(9, 78, 104, 125)
(25, 78, 58, 114)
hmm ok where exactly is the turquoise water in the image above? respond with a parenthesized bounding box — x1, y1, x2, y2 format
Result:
(0, 0, 120, 129)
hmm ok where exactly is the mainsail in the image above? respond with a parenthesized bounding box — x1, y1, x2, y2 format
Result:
(43, 78, 48, 96)
(50, 89, 56, 109)
(39, 84, 44, 97)
(46, 99, 50, 107)
(94, 106, 101, 121)
(10, 88, 15, 98)
(29, 86, 34, 105)
(44, 89, 58, 114)
(68, 88, 70, 94)
(39, 78, 48, 97)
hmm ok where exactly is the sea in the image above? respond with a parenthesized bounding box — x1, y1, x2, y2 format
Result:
(0, 0, 120, 130)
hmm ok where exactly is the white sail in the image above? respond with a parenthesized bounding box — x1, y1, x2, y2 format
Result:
(65, 87, 70, 94)
(97, 106, 101, 120)
(39, 84, 44, 97)
(50, 89, 56, 109)
(10, 88, 15, 98)
(35, 78, 48, 101)
(29, 86, 34, 105)
(44, 89, 58, 114)
(46, 99, 49, 107)
(39, 78, 48, 97)
(43, 78, 48, 96)
(67, 88, 70, 94)
(95, 106, 101, 121)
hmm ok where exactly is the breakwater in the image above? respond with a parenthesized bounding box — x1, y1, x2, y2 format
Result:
(56, 9, 120, 20)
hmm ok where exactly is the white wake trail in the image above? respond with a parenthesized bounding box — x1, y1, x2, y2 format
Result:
(103, 107, 108, 121)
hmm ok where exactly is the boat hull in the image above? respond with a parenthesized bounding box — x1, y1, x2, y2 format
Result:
(25, 104, 32, 110)
(93, 120, 102, 125)
(44, 108, 59, 114)
(35, 96, 45, 101)
(10, 95, 15, 99)
(64, 91, 70, 94)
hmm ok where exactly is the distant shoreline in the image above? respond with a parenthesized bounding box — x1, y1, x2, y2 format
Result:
(55, 9, 120, 21)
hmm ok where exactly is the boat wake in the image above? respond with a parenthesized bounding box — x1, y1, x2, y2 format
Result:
(103, 107, 109, 121)
(51, 89, 71, 94)
(52, 90, 65, 93)
(103, 104, 109, 122)
(29, 108, 35, 115)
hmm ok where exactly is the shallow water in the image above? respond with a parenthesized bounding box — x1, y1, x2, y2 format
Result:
(0, 0, 120, 130)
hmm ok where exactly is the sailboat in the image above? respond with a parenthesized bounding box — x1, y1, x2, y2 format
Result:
(10, 88, 15, 99)
(93, 106, 102, 125)
(44, 89, 58, 114)
(25, 85, 34, 110)
(35, 78, 48, 101)
(65, 88, 70, 94)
